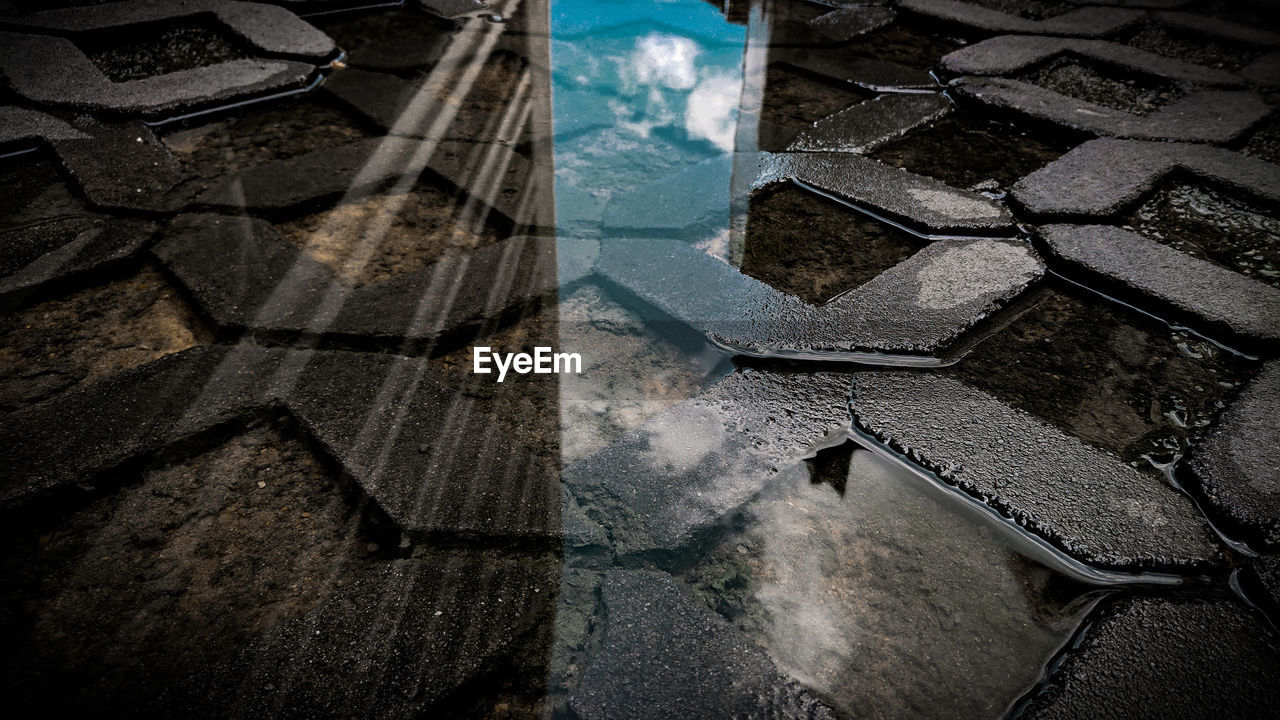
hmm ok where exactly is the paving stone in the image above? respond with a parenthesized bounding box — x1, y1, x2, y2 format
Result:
(952, 78, 1269, 142)
(780, 50, 939, 92)
(807, 6, 896, 42)
(1018, 597, 1280, 720)
(569, 568, 837, 720)
(0, 106, 86, 146)
(0, 344, 564, 540)
(1186, 362, 1280, 549)
(314, 7, 458, 73)
(1243, 49, 1280, 87)
(154, 214, 559, 349)
(940, 35, 1244, 87)
(1242, 554, 1280, 619)
(0, 217, 157, 306)
(563, 369, 852, 557)
(754, 151, 1014, 234)
(197, 137, 546, 228)
(786, 92, 953, 153)
(3, 0, 337, 60)
(215, 553, 558, 718)
(849, 372, 1224, 572)
(596, 236, 1043, 360)
(1153, 10, 1280, 48)
(0, 31, 319, 119)
(1038, 224, 1280, 347)
(1012, 138, 1280, 219)
(419, 0, 490, 19)
(900, 0, 1143, 37)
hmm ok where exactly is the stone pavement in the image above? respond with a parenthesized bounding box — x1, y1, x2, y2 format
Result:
(1, 0, 1279, 718)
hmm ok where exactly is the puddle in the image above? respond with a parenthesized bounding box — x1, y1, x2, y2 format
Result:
(742, 183, 923, 303)
(684, 440, 1098, 720)
(161, 96, 375, 180)
(0, 264, 212, 413)
(1126, 181, 1280, 289)
(1018, 58, 1182, 116)
(760, 64, 869, 150)
(276, 183, 508, 288)
(946, 282, 1258, 466)
(79, 20, 249, 83)
(0, 417, 394, 716)
(870, 112, 1070, 193)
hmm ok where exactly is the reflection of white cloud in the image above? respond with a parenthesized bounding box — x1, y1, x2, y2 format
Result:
(685, 70, 740, 152)
(630, 33, 701, 90)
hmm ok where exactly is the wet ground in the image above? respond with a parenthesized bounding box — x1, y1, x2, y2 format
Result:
(1, 0, 1279, 718)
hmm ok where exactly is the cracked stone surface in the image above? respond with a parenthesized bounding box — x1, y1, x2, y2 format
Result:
(850, 372, 1223, 572)
(1186, 362, 1280, 548)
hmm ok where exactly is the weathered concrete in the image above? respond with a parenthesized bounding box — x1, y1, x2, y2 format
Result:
(1012, 139, 1280, 219)
(787, 93, 953, 153)
(570, 569, 837, 720)
(901, 0, 1143, 37)
(953, 79, 1270, 142)
(1038, 224, 1280, 347)
(1186, 362, 1280, 548)
(850, 372, 1224, 572)
(1019, 598, 1280, 720)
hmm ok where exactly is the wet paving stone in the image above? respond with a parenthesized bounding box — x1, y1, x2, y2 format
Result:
(78, 19, 250, 82)
(1126, 180, 1280, 289)
(309, 5, 458, 73)
(1122, 21, 1263, 71)
(0, 264, 211, 413)
(1016, 596, 1280, 720)
(946, 283, 1257, 465)
(1017, 57, 1182, 115)
(741, 184, 923, 303)
(851, 371, 1225, 573)
(759, 64, 870, 150)
(1244, 118, 1280, 164)
(0, 417, 395, 717)
(869, 111, 1071, 193)
(683, 441, 1097, 720)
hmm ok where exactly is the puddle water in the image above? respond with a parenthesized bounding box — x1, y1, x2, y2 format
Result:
(684, 439, 1099, 720)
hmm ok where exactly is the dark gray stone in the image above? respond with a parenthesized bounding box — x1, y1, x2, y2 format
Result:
(1020, 598, 1280, 720)
(216, 553, 558, 718)
(5, 0, 337, 60)
(1244, 554, 1280, 620)
(941, 35, 1244, 87)
(781, 50, 939, 92)
(0, 106, 85, 145)
(1011, 138, 1280, 219)
(1243, 50, 1280, 88)
(850, 372, 1224, 572)
(419, 0, 490, 19)
(754, 151, 1015, 234)
(786, 92, 953, 153)
(0, 31, 318, 119)
(1038, 224, 1280, 347)
(1154, 11, 1280, 48)
(1186, 362, 1280, 548)
(153, 214, 561, 352)
(953, 79, 1270, 142)
(900, 0, 1143, 37)
(569, 569, 837, 720)
(595, 236, 1044, 360)
(0, 217, 156, 307)
(563, 369, 852, 556)
(807, 6, 896, 42)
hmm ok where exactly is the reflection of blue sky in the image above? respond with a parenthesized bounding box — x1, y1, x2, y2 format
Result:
(551, 0, 746, 236)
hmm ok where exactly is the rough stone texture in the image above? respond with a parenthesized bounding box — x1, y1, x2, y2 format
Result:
(807, 6, 896, 42)
(901, 0, 1143, 36)
(1244, 554, 1280, 620)
(1243, 49, 1280, 87)
(1012, 138, 1280, 219)
(3, 0, 337, 60)
(154, 214, 560, 351)
(850, 372, 1223, 572)
(0, 217, 156, 306)
(569, 569, 837, 720)
(754, 151, 1015, 234)
(953, 79, 1270, 142)
(1186, 362, 1280, 548)
(1038, 224, 1280, 347)
(786, 92, 953, 153)
(595, 236, 1044, 360)
(1019, 598, 1280, 720)
(940, 35, 1244, 86)
(0, 31, 318, 119)
(0, 344, 562, 540)
(563, 370, 852, 556)
(780, 50, 939, 92)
